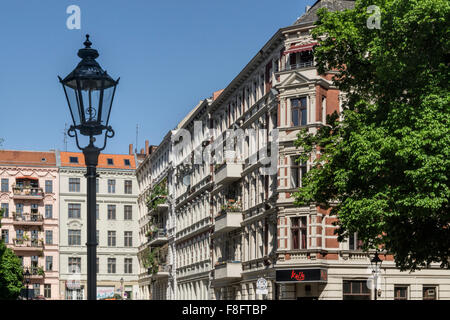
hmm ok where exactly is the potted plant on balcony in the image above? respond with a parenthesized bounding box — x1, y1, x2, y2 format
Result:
(37, 266, 45, 276)
(23, 233, 29, 242)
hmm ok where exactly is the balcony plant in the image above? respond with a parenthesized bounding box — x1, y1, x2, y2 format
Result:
(37, 266, 45, 276)
(146, 183, 168, 211)
(219, 199, 242, 214)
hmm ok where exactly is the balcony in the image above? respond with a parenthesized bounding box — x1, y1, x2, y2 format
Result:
(147, 229, 168, 246)
(214, 163, 243, 185)
(280, 61, 314, 72)
(12, 213, 44, 227)
(214, 210, 242, 234)
(24, 266, 45, 280)
(12, 186, 44, 200)
(12, 239, 44, 252)
(149, 264, 170, 279)
(214, 261, 242, 281)
(147, 195, 169, 215)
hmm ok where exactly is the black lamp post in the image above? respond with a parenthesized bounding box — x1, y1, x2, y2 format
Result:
(59, 34, 119, 300)
(24, 268, 30, 300)
(370, 251, 382, 301)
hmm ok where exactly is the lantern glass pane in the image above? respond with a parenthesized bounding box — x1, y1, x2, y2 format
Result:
(100, 85, 115, 126)
(64, 85, 82, 126)
(79, 88, 101, 124)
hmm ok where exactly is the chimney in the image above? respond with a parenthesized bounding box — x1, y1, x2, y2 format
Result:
(129, 144, 133, 155)
(306, 5, 311, 12)
(140, 148, 144, 154)
(145, 140, 149, 155)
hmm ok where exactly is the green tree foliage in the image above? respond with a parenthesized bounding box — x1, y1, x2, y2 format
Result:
(294, 0, 449, 271)
(0, 209, 24, 299)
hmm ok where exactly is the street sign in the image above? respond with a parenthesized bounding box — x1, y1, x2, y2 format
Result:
(256, 277, 268, 295)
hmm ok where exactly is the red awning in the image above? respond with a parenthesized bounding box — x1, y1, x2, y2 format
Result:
(16, 176, 38, 180)
(283, 43, 317, 55)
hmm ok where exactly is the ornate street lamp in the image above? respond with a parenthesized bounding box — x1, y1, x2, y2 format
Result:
(120, 277, 124, 299)
(59, 34, 119, 300)
(23, 268, 31, 300)
(370, 251, 383, 300)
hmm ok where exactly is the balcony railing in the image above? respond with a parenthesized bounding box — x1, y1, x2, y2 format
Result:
(12, 239, 44, 251)
(149, 264, 170, 278)
(24, 266, 45, 278)
(214, 209, 242, 234)
(12, 213, 44, 226)
(214, 163, 243, 185)
(214, 261, 242, 281)
(147, 229, 168, 246)
(12, 186, 44, 199)
(280, 61, 314, 72)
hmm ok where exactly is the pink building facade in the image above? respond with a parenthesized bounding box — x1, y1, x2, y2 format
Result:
(0, 150, 60, 299)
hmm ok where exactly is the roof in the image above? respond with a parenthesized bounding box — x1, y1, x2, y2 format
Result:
(60, 152, 136, 169)
(293, 0, 355, 26)
(0, 150, 57, 167)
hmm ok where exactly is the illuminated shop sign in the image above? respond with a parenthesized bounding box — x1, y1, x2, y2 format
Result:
(276, 269, 328, 283)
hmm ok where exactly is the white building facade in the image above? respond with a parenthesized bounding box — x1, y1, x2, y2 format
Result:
(58, 152, 140, 300)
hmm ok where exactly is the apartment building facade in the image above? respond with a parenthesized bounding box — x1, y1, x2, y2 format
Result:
(58, 152, 139, 300)
(137, 134, 176, 300)
(134, 0, 450, 300)
(0, 150, 60, 299)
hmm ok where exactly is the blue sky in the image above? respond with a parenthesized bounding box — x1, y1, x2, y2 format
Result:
(0, 0, 315, 155)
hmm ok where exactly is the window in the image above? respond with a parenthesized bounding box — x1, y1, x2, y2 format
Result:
(124, 205, 132, 220)
(1, 203, 8, 218)
(124, 258, 132, 274)
(291, 216, 307, 249)
(16, 229, 24, 240)
(394, 286, 408, 300)
(44, 284, 51, 299)
(33, 284, 40, 297)
(107, 205, 116, 220)
(107, 158, 114, 165)
(1, 179, 8, 192)
(96, 179, 99, 193)
(107, 231, 116, 247)
(291, 97, 307, 126)
(1, 229, 9, 244)
(68, 257, 81, 273)
(69, 178, 80, 192)
(107, 179, 115, 193)
(45, 180, 53, 193)
(96, 204, 99, 220)
(423, 286, 437, 300)
(96, 258, 99, 274)
(16, 203, 24, 215)
(124, 231, 132, 247)
(69, 157, 79, 164)
(45, 204, 53, 219)
(68, 230, 81, 245)
(124, 159, 131, 166)
(290, 157, 307, 188)
(96, 230, 99, 245)
(124, 180, 132, 194)
(45, 256, 53, 271)
(45, 230, 53, 245)
(107, 258, 116, 273)
(343, 280, 371, 300)
(68, 203, 81, 219)
(349, 232, 364, 250)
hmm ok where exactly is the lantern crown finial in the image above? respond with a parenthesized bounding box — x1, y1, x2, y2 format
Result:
(84, 34, 92, 48)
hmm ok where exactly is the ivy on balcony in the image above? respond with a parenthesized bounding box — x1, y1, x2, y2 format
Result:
(146, 182, 168, 212)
